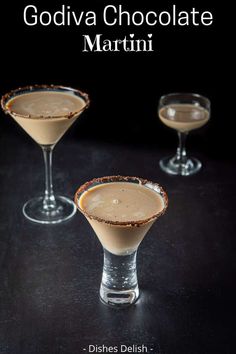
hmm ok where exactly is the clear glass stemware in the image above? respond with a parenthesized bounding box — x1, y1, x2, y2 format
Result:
(75, 176, 168, 307)
(1, 85, 90, 224)
(158, 93, 210, 176)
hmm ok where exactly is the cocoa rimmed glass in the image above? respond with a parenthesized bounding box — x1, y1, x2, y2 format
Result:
(1, 85, 90, 224)
(158, 93, 210, 176)
(74, 176, 168, 307)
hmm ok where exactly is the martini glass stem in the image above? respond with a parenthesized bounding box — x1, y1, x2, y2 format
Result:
(176, 131, 188, 164)
(100, 248, 139, 305)
(42, 145, 56, 210)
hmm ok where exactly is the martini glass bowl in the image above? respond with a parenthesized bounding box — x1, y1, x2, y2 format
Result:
(1, 85, 90, 224)
(75, 176, 168, 307)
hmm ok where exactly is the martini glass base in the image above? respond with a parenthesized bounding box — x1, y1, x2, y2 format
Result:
(23, 196, 76, 224)
(159, 156, 202, 176)
(99, 248, 140, 307)
(100, 283, 139, 307)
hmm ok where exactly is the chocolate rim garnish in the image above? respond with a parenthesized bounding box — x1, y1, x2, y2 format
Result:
(74, 176, 168, 227)
(1, 84, 90, 119)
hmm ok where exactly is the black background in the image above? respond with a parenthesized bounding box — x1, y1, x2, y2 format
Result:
(0, 1, 235, 354)
(0, 0, 232, 154)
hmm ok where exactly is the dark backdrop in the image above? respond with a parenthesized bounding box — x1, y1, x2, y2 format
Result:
(0, 1, 235, 354)
(0, 0, 233, 157)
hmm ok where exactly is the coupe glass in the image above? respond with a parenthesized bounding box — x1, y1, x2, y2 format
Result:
(1, 85, 90, 224)
(75, 176, 168, 307)
(158, 93, 210, 176)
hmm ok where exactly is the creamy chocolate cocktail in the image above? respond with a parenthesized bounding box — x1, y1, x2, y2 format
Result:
(75, 176, 168, 306)
(158, 93, 211, 176)
(1, 85, 90, 224)
(79, 181, 164, 255)
(159, 103, 209, 133)
(5, 90, 86, 145)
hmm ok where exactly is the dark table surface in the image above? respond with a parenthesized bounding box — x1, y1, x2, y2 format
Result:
(0, 125, 235, 354)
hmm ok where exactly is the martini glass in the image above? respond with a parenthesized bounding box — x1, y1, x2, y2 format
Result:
(75, 176, 168, 307)
(158, 93, 210, 176)
(1, 85, 90, 224)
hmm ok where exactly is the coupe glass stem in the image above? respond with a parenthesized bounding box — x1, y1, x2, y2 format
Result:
(42, 145, 56, 210)
(176, 131, 188, 165)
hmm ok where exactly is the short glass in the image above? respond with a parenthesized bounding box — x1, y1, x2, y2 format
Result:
(158, 93, 210, 176)
(1, 85, 90, 224)
(74, 176, 168, 307)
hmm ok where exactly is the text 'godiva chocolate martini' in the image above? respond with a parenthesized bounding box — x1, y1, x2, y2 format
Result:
(75, 176, 168, 307)
(1, 85, 90, 224)
(5, 90, 86, 145)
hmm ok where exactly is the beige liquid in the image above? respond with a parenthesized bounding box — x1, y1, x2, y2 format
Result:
(79, 182, 164, 255)
(159, 104, 209, 132)
(6, 91, 86, 145)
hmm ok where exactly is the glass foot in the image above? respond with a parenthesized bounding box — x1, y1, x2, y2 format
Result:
(23, 196, 76, 224)
(100, 283, 139, 307)
(159, 156, 202, 176)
